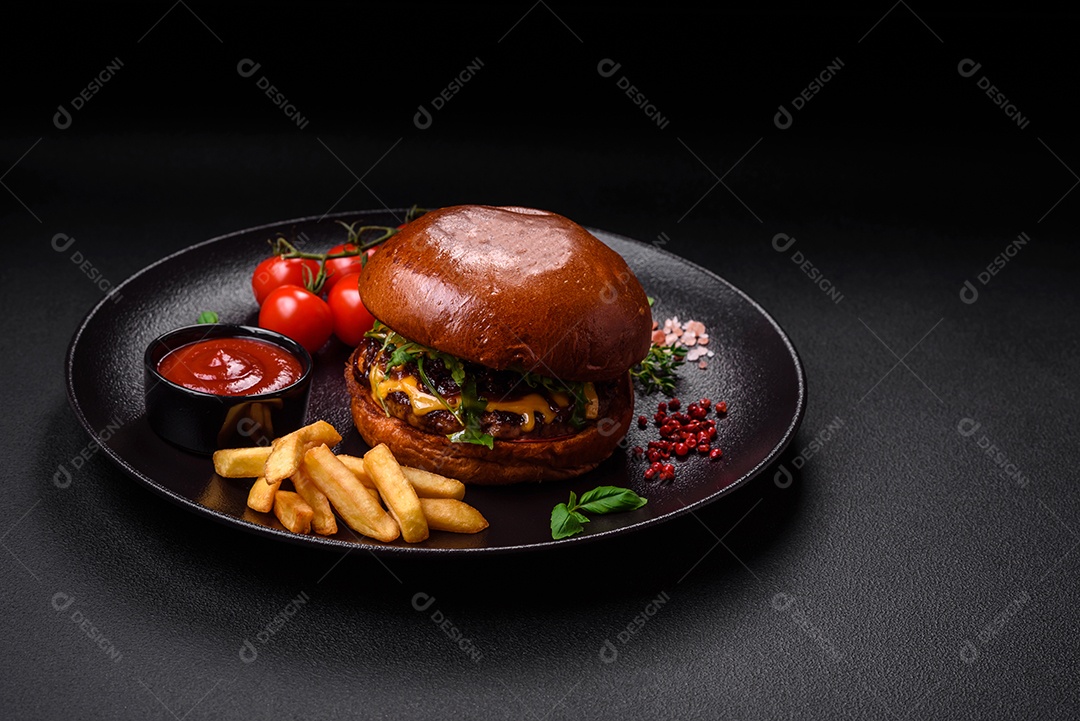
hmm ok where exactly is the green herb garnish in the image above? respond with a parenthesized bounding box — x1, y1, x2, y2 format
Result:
(451, 374, 491, 447)
(521, 371, 589, 429)
(550, 486, 648, 539)
(196, 311, 219, 324)
(449, 425, 494, 449)
(365, 322, 494, 448)
(364, 321, 598, 447)
(631, 344, 688, 395)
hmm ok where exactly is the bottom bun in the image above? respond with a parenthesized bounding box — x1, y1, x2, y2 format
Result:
(344, 355, 636, 485)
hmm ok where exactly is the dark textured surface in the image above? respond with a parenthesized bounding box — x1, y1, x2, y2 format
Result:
(3, 4, 1079, 720)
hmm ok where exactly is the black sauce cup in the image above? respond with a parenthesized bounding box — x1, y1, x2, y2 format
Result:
(143, 324, 313, 455)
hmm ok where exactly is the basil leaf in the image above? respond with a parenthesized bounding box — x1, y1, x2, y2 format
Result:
(576, 486, 648, 515)
(196, 311, 219, 324)
(550, 486, 648, 539)
(550, 503, 588, 540)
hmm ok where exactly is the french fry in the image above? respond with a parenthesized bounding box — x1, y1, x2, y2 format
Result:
(335, 455, 374, 487)
(401, 466, 466, 501)
(263, 433, 306, 484)
(363, 444, 429, 543)
(302, 445, 399, 542)
(336, 455, 466, 500)
(247, 475, 281, 513)
(263, 420, 344, 484)
(273, 490, 313, 534)
(419, 498, 489, 534)
(296, 420, 343, 447)
(291, 465, 338, 536)
(214, 446, 272, 478)
(220, 420, 490, 543)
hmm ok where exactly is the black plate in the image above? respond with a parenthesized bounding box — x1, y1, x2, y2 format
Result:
(65, 210, 806, 555)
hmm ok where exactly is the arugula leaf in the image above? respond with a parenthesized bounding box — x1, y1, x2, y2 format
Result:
(364, 319, 389, 341)
(439, 353, 467, 388)
(450, 375, 492, 447)
(549, 486, 648, 539)
(387, 342, 422, 369)
(415, 355, 455, 413)
(449, 426, 494, 449)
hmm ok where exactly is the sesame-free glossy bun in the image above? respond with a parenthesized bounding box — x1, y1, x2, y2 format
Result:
(345, 349, 636, 485)
(357, 205, 652, 382)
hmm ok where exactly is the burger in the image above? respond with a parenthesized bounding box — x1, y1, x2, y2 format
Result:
(345, 204, 653, 484)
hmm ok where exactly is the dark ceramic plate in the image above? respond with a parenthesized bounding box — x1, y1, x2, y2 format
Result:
(66, 210, 806, 555)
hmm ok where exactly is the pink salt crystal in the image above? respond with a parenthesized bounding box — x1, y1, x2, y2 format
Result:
(651, 330, 667, 345)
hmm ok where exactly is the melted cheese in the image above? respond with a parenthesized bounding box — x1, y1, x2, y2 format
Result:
(583, 383, 599, 419)
(370, 365, 456, 415)
(370, 363, 597, 431)
(486, 395, 558, 433)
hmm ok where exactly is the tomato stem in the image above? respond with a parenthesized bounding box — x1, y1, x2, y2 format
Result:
(267, 224, 400, 295)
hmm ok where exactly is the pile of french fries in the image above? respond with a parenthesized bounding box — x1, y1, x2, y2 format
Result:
(213, 420, 488, 543)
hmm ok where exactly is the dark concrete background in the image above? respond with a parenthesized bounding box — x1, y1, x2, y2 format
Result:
(2, 4, 1077, 719)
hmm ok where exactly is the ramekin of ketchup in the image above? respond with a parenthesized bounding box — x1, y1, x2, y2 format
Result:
(144, 325, 313, 454)
(156, 337, 304, 396)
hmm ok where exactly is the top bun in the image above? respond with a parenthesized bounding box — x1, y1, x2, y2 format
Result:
(358, 205, 652, 382)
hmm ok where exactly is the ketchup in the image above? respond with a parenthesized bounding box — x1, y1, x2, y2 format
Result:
(156, 337, 303, 396)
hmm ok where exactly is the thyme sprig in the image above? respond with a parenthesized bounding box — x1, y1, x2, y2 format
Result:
(631, 344, 688, 395)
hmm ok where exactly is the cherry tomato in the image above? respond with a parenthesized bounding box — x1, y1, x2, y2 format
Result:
(251, 256, 321, 305)
(258, 285, 333, 354)
(322, 244, 378, 294)
(327, 272, 376, 346)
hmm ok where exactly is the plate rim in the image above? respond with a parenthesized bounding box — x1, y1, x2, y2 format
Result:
(65, 209, 807, 556)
